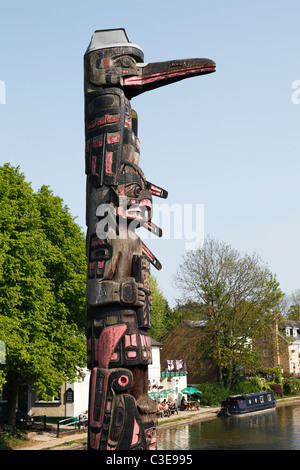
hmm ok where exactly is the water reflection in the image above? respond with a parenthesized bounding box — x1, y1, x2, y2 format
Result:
(157, 404, 300, 450)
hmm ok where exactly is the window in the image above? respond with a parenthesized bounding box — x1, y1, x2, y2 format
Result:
(267, 394, 272, 402)
(259, 396, 264, 403)
(35, 392, 61, 403)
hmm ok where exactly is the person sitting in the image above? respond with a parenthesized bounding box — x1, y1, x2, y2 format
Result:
(169, 398, 179, 415)
(156, 401, 164, 418)
(180, 397, 187, 410)
(163, 400, 170, 417)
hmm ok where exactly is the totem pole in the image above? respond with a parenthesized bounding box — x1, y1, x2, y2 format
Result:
(84, 29, 215, 450)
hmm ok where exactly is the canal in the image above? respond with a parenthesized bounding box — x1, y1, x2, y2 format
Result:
(157, 402, 300, 450)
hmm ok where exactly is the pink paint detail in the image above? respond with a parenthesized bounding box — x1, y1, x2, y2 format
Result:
(93, 138, 103, 148)
(97, 261, 104, 269)
(131, 418, 140, 446)
(125, 335, 131, 348)
(123, 65, 216, 87)
(150, 184, 161, 195)
(142, 245, 154, 261)
(107, 134, 120, 144)
(91, 155, 97, 175)
(89, 430, 101, 450)
(88, 116, 106, 130)
(118, 375, 129, 387)
(139, 198, 152, 208)
(91, 239, 105, 246)
(131, 334, 137, 347)
(111, 352, 118, 361)
(105, 152, 113, 175)
(140, 334, 146, 347)
(87, 114, 120, 130)
(106, 114, 120, 123)
(106, 401, 111, 411)
(128, 351, 137, 358)
(96, 324, 127, 368)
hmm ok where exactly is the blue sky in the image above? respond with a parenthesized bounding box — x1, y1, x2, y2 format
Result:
(1, 0, 300, 307)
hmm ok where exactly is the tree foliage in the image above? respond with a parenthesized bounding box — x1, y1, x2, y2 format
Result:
(148, 275, 170, 340)
(284, 290, 300, 321)
(173, 236, 283, 387)
(0, 164, 86, 425)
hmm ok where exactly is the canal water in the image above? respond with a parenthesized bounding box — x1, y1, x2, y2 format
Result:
(157, 403, 300, 450)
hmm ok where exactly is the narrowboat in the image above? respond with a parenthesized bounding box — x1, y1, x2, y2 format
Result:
(218, 391, 276, 417)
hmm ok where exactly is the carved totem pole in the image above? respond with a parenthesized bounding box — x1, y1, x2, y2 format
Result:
(84, 29, 215, 450)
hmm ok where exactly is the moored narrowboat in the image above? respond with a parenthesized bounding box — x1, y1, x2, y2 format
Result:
(218, 391, 276, 417)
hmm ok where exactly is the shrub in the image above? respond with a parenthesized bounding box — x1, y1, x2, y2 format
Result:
(270, 383, 283, 397)
(283, 378, 300, 396)
(197, 379, 265, 406)
(196, 382, 228, 406)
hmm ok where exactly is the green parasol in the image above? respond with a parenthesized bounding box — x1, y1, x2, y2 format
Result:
(181, 386, 202, 395)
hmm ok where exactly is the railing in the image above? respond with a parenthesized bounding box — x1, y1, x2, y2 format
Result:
(161, 360, 188, 377)
(56, 416, 79, 438)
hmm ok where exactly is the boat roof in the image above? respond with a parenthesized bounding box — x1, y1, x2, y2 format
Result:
(226, 391, 273, 400)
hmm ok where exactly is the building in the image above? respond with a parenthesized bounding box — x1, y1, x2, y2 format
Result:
(160, 318, 300, 385)
(29, 368, 91, 422)
(160, 321, 218, 384)
(275, 320, 300, 376)
(148, 337, 188, 401)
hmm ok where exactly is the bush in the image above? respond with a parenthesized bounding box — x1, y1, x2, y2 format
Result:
(231, 378, 262, 395)
(270, 383, 283, 397)
(197, 379, 264, 406)
(283, 378, 300, 396)
(196, 382, 228, 406)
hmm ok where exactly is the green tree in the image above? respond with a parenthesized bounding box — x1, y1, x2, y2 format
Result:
(173, 236, 283, 388)
(148, 275, 170, 340)
(0, 164, 86, 426)
(285, 290, 300, 321)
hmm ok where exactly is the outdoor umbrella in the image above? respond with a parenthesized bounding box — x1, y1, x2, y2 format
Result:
(148, 389, 174, 399)
(181, 386, 202, 395)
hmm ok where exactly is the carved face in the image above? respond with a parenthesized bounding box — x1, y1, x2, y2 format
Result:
(85, 46, 144, 89)
(117, 163, 152, 225)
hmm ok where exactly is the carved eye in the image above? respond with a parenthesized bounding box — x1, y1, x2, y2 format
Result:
(133, 185, 141, 197)
(125, 184, 141, 198)
(119, 56, 136, 68)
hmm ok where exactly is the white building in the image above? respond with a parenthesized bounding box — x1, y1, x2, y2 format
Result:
(148, 338, 187, 403)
